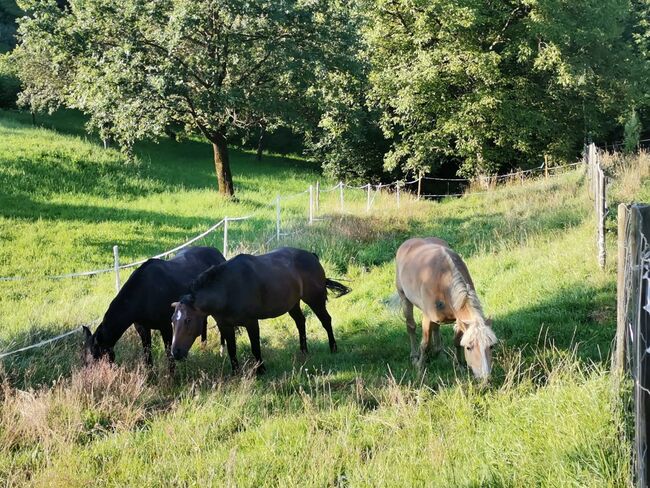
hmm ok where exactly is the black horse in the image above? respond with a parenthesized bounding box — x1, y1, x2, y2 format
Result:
(170, 247, 350, 374)
(83, 246, 225, 367)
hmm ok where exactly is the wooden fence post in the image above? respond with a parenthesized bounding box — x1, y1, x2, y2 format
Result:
(339, 182, 344, 212)
(417, 174, 422, 200)
(544, 154, 549, 179)
(113, 245, 121, 292)
(598, 165, 607, 269)
(613, 203, 628, 376)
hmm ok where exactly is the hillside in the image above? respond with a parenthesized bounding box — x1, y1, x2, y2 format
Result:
(0, 110, 632, 486)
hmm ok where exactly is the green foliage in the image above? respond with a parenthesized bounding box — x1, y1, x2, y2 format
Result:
(624, 108, 642, 153)
(12, 0, 356, 195)
(364, 0, 645, 176)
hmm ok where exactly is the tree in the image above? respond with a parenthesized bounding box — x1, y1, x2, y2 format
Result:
(14, 0, 354, 197)
(363, 0, 643, 177)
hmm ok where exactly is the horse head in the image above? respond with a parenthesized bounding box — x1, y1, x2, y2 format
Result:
(170, 294, 207, 360)
(82, 325, 115, 365)
(458, 318, 497, 380)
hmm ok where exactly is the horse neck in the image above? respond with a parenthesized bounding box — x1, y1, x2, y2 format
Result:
(96, 299, 133, 348)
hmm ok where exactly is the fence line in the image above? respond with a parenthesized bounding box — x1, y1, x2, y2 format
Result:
(0, 160, 581, 285)
(613, 204, 650, 487)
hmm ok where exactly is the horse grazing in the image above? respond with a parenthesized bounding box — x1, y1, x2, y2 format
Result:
(83, 246, 225, 367)
(170, 247, 350, 374)
(395, 237, 497, 379)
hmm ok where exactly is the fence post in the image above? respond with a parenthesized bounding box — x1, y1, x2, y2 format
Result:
(613, 203, 628, 376)
(315, 180, 320, 214)
(544, 154, 549, 179)
(112, 245, 121, 292)
(339, 182, 344, 212)
(223, 217, 229, 258)
(276, 196, 281, 242)
(396, 182, 401, 209)
(598, 166, 607, 269)
(417, 174, 422, 200)
(366, 184, 371, 212)
(309, 185, 314, 224)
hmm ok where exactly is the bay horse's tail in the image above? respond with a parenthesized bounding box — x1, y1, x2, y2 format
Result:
(325, 278, 351, 298)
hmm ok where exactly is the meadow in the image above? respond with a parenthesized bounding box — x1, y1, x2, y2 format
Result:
(0, 109, 642, 486)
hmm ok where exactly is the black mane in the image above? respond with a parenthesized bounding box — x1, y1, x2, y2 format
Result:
(190, 263, 225, 292)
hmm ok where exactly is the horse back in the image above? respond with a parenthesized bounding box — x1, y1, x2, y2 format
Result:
(396, 238, 473, 321)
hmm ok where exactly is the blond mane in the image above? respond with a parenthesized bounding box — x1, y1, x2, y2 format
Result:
(444, 250, 496, 348)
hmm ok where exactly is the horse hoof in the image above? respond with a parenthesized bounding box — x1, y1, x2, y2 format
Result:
(330, 343, 338, 353)
(411, 356, 420, 366)
(255, 363, 267, 375)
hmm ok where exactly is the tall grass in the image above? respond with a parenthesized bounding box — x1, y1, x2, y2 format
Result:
(0, 110, 638, 486)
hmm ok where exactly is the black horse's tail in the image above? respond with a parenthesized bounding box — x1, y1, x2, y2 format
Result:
(325, 278, 351, 298)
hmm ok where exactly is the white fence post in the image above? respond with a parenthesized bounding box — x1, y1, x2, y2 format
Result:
(396, 182, 401, 209)
(223, 217, 229, 258)
(309, 185, 314, 224)
(275, 195, 281, 241)
(339, 182, 344, 211)
(315, 181, 320, 214)
(366, 184, 371, 212)
(112, 245, 121, 292)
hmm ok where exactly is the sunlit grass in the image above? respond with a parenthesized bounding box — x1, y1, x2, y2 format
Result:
(0, 110, 635, 486)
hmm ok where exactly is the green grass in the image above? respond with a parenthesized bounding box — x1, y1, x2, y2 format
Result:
(0, 109, 637, 487)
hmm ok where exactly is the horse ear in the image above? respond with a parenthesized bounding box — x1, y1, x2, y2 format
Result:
(171, 302, 179, 309)
(82, 325, 92, 341)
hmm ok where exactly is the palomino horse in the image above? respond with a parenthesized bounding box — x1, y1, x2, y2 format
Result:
(395, 237, 497, 379)
(170, 247, 350, 373)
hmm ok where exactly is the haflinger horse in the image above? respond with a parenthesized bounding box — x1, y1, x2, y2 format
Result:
(395, 237, 497, 379)
(83, 246, 225, 368)
(170, 247, 350, 374)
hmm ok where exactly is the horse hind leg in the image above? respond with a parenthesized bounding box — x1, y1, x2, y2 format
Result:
(399, 291, 419, 364)
(305, 294, 337, 353)
(288, 303, 308, 354)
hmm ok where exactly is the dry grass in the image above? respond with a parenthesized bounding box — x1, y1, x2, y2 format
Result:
(0, 361, 155, 458)
(603, 150, 650, 203)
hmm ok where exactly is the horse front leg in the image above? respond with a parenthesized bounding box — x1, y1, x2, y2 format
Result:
(134, 323, 153, 367)
(417, 316, 433, 372)
(221, 324, 240, 374)
(453, 321, 465, 366)
(399, 292, 419, 364)
(244, 320, 266, 375)
(159, 325, 175, 374)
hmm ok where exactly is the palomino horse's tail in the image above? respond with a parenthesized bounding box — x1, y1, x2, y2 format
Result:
(325, 278, 351, 298)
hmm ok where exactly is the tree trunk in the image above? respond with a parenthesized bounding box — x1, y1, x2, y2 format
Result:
(256, 124, 265, 162)
(211, 134, 235, 197)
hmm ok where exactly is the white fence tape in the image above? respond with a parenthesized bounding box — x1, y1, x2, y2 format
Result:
(0, 326, 84, 360)
(0, 161, 581, 284)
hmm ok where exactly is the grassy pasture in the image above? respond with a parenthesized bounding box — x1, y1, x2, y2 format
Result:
(0, 109, 638, 486)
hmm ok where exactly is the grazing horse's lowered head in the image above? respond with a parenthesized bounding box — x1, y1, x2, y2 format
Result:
(456, 317, 497, 380)
(82, 325, 115, 364)
(170, 294, 206, 360)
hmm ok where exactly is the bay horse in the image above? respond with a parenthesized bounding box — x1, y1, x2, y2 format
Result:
(395, 237, 497, 379)
(170, 247, 350, 374)
(82, 246, 225, 367)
